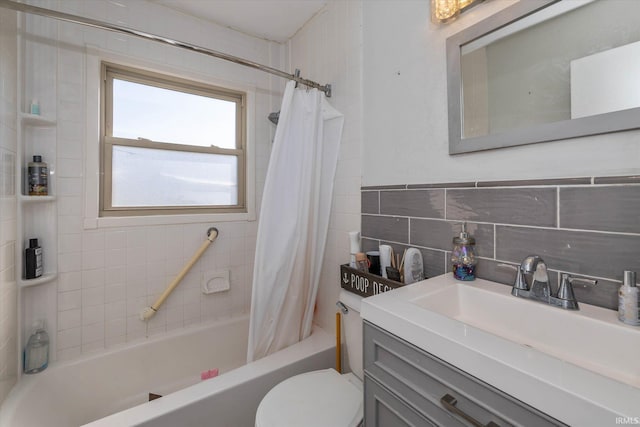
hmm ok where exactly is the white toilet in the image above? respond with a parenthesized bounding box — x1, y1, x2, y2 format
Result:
(255, 290, 364, 427)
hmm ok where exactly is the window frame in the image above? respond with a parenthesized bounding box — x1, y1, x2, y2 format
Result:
(100, 62, 247, 217)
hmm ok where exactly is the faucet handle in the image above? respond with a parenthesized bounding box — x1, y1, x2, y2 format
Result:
(557, 273, 577, 302)
(569, 275, 598, 288)
(497, 263, 528, 290)
(557, 273, 597, 310)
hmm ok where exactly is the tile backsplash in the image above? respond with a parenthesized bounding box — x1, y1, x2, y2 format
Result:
(361, 176, 640, 311)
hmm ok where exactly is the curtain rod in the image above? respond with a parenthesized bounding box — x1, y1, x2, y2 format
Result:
(0, 0, 332, 97)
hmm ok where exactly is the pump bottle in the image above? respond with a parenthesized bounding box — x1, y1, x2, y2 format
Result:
(24, 320, 49, 374)
(451, 222, 477, 281)
(619, 271, 639, 326)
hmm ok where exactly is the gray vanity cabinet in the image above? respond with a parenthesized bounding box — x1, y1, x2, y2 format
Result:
(363, 322, 567, 427)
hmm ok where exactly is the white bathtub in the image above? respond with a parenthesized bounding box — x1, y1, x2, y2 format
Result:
(0, 315, 335, 427)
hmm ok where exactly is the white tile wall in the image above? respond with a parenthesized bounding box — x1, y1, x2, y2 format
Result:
(14, 0, 361, 372)
(289, 1, 364, 332)
(19, 0, 278, 362)
(0, 7, 18, 406)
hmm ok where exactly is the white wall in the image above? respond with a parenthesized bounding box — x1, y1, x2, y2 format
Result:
(20, 0, 283, 362)
(0, 8, 18, 404)
(362, 0, 640, 186)
(289, 1, 363, 332)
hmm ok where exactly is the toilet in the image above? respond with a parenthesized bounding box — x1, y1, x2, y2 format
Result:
(255, 290, 364, 427)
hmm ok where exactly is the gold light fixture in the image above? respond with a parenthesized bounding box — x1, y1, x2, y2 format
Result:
(431, 0, 484, 24)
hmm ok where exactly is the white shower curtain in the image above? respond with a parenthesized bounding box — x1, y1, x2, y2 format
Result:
(247, 81, 344, 362)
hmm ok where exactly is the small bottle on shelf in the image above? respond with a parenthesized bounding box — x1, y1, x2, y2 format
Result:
(29, 99, 40, 115)
(28, 155, 48, 196)
(25, 238, 43, 280)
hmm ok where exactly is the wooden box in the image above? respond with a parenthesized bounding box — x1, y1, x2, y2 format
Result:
(340, 264, 404, 298)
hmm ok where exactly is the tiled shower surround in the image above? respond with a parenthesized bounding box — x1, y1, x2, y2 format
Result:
(0, 7, 17, 405)
(361, 176, 640, 311)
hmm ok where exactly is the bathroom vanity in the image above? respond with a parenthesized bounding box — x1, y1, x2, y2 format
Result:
(360, 274, 640, 426)
(363, 322, 564, 426)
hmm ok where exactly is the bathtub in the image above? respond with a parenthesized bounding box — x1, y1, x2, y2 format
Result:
(0, 315, 335, 427)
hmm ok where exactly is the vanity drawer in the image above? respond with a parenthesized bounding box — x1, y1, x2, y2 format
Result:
(363, 322, 566, 427)
(365, 374, 439, 427)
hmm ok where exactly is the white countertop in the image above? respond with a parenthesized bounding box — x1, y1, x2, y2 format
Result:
(360, 273, 640, 427)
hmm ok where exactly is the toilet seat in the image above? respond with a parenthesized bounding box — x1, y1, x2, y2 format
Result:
(255, 368, 363, 427)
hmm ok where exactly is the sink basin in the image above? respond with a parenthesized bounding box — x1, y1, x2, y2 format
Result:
(360, 273, 640, 426)
(411, 279, 640, 388)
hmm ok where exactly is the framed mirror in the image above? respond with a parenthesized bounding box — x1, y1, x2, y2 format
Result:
(447, 0, 640, 154)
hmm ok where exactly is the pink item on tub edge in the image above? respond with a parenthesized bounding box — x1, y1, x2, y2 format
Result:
(201, 368, 219, 380)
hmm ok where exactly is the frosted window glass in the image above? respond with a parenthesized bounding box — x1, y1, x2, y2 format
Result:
(111, 146, 238, 207)
(112, 79, 237, 149)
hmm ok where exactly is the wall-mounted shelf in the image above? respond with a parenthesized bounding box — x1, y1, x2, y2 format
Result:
(19, 112, 56, 127)
(19, 272, 57, 288)
(19, 195, 56, 204)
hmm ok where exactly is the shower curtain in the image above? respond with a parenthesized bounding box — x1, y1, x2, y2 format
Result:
(247, 80, 344, 362)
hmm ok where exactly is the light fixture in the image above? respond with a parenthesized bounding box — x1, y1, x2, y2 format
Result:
(431, 0, 484, 24)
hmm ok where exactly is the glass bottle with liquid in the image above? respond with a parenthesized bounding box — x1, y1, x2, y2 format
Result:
(451, 222, 477, 281)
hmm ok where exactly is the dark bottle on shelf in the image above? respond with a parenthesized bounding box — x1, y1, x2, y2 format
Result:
(25, 238, 43, 279)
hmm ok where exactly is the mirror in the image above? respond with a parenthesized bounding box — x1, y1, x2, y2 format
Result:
(447, 0, 640, 154)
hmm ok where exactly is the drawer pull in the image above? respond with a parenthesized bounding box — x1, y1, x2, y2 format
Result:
(440, 394, 500, 427)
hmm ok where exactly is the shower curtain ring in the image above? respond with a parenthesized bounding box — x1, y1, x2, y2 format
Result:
(294, 68, 301, 88)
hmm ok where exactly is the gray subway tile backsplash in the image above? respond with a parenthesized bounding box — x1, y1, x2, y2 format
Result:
(560, 186, 640, 233)
(419, 248, 447, 279)
(380, 189, 445, 218)
(361, 191, 379, 214)
(361, 238, 380, 253)
(447, 187, 557, 227)
(407, 181, 475, 189)
(361, 184, 406, 190)
(362, 215, 408, 244)
(570, 276, 619, 310)
(409, 218, 454, 250)
(361, 178, 640, 312)
(410, 219, 494, 258)
(593, 175, 640, 185)
(476, 177, 591, 187)
(496, 225, 640, 280)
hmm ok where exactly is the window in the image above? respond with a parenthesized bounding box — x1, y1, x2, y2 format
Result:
(101, 63, 246, 216)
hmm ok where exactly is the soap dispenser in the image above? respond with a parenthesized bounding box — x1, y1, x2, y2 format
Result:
(451, 222, 477, 281)
(618, 271, 639, 326)
(24, 320, 49, 374)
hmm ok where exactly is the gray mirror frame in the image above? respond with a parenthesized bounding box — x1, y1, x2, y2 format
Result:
(447, 0, 640, 154)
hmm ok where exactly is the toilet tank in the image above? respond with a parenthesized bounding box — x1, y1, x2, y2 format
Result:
(339, 290, 363, 380)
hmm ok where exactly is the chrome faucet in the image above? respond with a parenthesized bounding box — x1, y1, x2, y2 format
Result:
(513, 255, 551, 299)
(505, 255, 597, 310)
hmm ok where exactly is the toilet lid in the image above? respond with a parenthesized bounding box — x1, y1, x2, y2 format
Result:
(255, 369, 363, 427)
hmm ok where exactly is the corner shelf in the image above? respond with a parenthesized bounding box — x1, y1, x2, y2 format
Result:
(19, 112, 56, 127)
(16, 16, 60, 376)
(19, 194, 56, 203)
(19, 272, 58, 288)
(18, 113, 57, 291)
